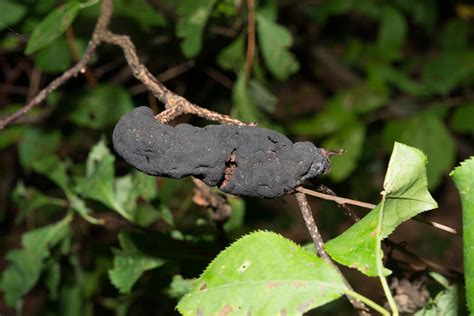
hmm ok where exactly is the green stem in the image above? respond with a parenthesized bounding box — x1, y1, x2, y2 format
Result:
(345, 290, 390, 316)
(376, 195, 399, 316)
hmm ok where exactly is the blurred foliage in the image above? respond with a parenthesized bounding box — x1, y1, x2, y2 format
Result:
(0, 0, 473, 315)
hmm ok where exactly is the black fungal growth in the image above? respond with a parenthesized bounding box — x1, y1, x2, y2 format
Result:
(113, 107, 330, 198)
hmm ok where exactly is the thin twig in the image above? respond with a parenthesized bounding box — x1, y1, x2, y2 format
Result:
(295, 193, 371, 315)
(244, 0, 256, 78)
(296, 187, 461, 236)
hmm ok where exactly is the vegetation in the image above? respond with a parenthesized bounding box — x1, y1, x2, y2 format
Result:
(0, 0, 473, 315)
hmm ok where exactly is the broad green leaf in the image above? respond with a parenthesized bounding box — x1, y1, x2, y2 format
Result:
(291, 94, 357, 137)
(108, 232, 165, 294)
(0, 1, 26, 30)
(256, 13, 299, 80)
(75, 140, 133, 221)
(325, 143, 438, 276)
(450, 157, 474, 314)
(422, 50, 474, 95)
(376, 6, 407, 61)
(25, 2, 82, 54)
(177, 231, 347, 315)
(68, 85, 134, 129)
(114, 0, 166, 30)
(450, 103, 474, 134)
(383, 112, 455, 189)
(0, 216, 71, 307)
(33, 37, 70, 73)
(176, 0, 217, 57)
(18, 128, 61, 170)
(323, 122, 366, 182)
(217, 34, 245, 72)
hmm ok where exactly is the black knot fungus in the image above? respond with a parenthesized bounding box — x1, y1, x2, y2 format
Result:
(113, 107, 330, 198)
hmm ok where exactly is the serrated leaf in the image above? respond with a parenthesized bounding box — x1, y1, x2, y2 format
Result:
(108, 232, 165, 294)
(383, 112, 456, 189)
(176, 0, 217, 57)
(450, 157, 474, 314)
(0, 1, 26, 30)
(68, 85, 134, 129)
(25, 2, 82, 55)
(177, 231, 347, 315)
(256, 13, 299, 80)
(75, 140, 133, 221)
(415, 283, 460, 316)
(0, 216, 71, 307)
(325, 143, 438, 276)
(323, 122, 366, 182)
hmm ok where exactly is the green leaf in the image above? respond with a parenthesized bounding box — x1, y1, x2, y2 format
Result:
(325, 143, 438, 276)
(0, 125, 26, 150)
(383, 112, 456, 189)
(0, 1, 26, 30)
(217, 34, 245, 72)
(177, 231, 347, 315)
(421, 50, 474, 95)
(25, 2, 82, 55)
(247, 80, 278, 113)
(256, 13, 299, 80)
(108, 232, 165, 294)
(415, 275, 461, 316)
(231, 70, 262, 122)
(18, 128, 61, 170)
(68, 85, 134, 129)
(450, 103, 474, 134)
(0, 216, 71, 307)
(114, 0, 166, 30)
(291, 94, 357, 137)
(376, 6, 407, 61)
(31, 155, 69, 190)
(76, 139, 133, 221)
(33, 37, 71, 73)
(450, 157, 474, 314)
(176, 0, 217, 57)
(167, 275, 196, 299)
(440, 19, 469, 51)
(323, 122, 366, 182)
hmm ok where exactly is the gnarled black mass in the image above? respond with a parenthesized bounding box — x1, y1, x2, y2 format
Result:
(113, 107, 330, 198)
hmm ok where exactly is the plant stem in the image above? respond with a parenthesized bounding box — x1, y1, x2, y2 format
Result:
(345, 290, 390, 316)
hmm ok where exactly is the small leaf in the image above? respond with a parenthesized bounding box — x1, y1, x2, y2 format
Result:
(376, 6, 407, 61)
(323, 122, 366, 182)
(0, 1, 26, 30)
(291, 94, 357, 137)
(167, 275, 196, 299)
(450, 103, 474, 134)
(217, 34, 245, 72)
(108, 232, 165, 294)
(256, 13, 299, 80)
(325, 143, 438, 276)
(18, 128, 61, 170)
(247, 80, 278, 113)
(177, 231, 347, 315)
(25, 2, 82, 55)
(114, 0, 167, 30)
(383, 112, 456, 189)
(176, 0, 217, 57)
(231, 70, 262, 122)
(450, 157, 474, 314)
(68, 85, 134, 129)
(0, 216, 71, 307)
(415, 283, 461, 316)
